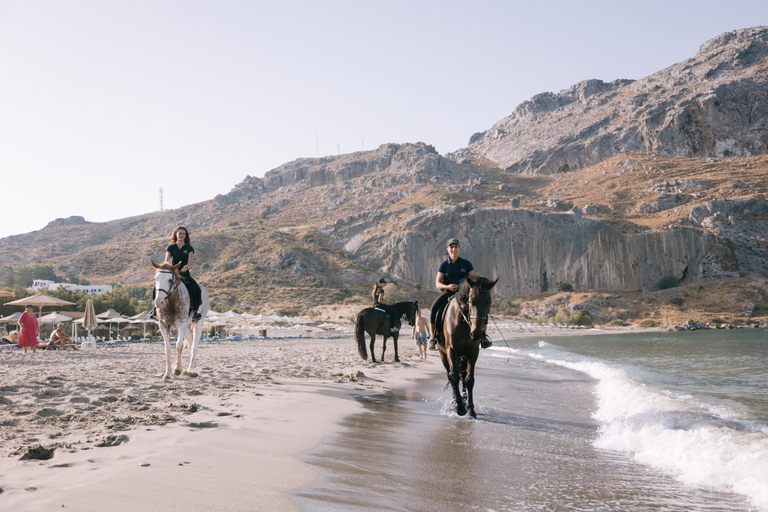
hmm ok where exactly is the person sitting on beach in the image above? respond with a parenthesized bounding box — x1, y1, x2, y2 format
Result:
(428, 237, 492, 350)
(1, 330, 19, 346)
(412, 308, 430, 360)
(372, 278, 399, 334)
(49, 323, 77, 350)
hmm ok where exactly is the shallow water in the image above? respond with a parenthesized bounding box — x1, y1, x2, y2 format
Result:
(294, 329, 766, 511)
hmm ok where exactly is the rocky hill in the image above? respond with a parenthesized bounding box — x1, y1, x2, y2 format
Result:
(1, 27, 767, 325)
(461, 26, 768, 174)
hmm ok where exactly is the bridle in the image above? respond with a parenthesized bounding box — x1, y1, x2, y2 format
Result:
(155, 269, 178, 300)
(458, 289, 491, 327)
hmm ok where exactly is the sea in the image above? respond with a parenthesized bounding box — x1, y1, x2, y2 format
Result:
(293, 328, 768, 511)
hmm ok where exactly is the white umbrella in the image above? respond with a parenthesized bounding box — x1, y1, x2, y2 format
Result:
(6, 294, 76, 317)
(39, 312, 73, 324)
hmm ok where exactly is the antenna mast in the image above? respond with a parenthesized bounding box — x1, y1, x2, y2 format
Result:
(159, 187, 164, 211)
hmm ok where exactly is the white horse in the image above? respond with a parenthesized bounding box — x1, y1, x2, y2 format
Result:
(151, 260, 210, 380)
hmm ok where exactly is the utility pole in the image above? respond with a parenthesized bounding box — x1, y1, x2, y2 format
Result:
(316, 133, 319, 157)
(159, 187, 164, 211)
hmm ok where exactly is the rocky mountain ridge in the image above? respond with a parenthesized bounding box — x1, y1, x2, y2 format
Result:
(461, 26, 768, 174)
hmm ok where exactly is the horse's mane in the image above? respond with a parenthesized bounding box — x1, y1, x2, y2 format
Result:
(455, 276, 495, 303)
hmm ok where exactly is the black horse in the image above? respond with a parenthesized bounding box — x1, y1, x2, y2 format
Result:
(355, 301, 419, 363)
(437, 276, 497, 417)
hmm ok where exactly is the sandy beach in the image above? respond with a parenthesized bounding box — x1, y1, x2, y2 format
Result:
(0, 323, 666, 511)
(0, 335, 441, 511)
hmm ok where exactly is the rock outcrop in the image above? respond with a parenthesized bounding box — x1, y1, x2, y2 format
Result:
(462, 26, 768, 174)
(344, 206, 763, 295)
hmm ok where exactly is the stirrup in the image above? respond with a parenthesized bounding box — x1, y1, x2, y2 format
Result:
(149, 308, 157, 320)
(481, 336, 493, 349)
(192, 311, 202, 322)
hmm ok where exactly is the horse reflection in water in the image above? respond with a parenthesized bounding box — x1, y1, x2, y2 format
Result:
(437, 276, 497, 417)
(354, 301, 419, 363)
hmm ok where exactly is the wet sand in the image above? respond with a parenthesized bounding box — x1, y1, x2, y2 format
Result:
(293, 342, 756, 512)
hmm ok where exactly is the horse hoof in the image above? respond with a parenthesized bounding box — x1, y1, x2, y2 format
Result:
(394, 358, 400, 363)
(173, 369, 182, 376)
(182, 370, 198, 378)
(162, 373, 172, 380)
(469, 409, 477, 419)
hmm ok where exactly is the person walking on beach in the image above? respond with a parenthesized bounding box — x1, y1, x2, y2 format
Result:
(428, 238, 492, 350)
(371, 278, 399, 333)
(412, 308, 430, 359)
(17, 305, 39, 353)
(49, 323, 77, 350)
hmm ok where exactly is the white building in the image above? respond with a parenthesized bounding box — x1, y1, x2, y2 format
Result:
(30, 280, 112, 295)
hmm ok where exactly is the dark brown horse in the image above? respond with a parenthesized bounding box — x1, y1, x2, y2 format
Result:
(355, 301, 419, 363)
(437, 276, 497, 417)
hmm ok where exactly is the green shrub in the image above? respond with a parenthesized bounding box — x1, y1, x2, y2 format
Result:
(571, 310, 593, 326)
(556, 282, 574, 292)
(670, 297, 684, 307)
(657, 276, 679, 290)
(639, 319, 658, 328)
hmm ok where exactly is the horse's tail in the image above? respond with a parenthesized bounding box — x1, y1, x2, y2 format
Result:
(355, 312, 368, 361)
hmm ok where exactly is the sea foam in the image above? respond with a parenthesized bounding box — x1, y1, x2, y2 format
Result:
(523, 344, 768, 511)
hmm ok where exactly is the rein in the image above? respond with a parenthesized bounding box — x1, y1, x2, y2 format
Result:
(155, 269, 178, 300)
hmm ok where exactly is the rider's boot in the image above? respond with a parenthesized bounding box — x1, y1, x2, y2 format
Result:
(481, 335, 493, 349)
(192, 310, 202, 322)
(149, 308, 157, 320)
(428, 323, 438, 350)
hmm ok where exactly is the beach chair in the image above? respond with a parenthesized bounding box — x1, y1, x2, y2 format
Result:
(80, 336, 97, 349)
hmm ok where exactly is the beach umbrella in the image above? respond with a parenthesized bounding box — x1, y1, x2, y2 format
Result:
(82, 298, 97, 338)
(6, 294, 76, 317)
(129, 311, 157, 340)
(39, 312, 72, 324)
(0, 312, 23, 324)
(0, 289, 12, 297)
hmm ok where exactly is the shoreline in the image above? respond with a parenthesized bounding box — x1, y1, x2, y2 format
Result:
(0, 337, 442, 511)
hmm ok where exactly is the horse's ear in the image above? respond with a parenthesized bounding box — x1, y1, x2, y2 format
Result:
(172, 261, 182, 270)
(466, 276, 477, 286)
(489, 277, 499, 289)
(414, 300, 419, 309)
(151, 260, 160, 269)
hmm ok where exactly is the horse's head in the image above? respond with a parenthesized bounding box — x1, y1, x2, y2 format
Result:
(406, 300, 419, 327)
(462, 276, 498, 341)
(151, 260, 182, 309)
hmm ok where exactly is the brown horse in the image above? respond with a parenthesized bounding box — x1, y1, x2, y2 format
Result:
(437, 276, 497, 417)
(355, 301, 419, 363)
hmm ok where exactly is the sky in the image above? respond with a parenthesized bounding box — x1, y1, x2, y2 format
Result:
(1, 1, 766, 239)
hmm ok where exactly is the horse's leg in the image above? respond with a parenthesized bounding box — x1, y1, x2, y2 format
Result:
(183, 321, 200, 377)
(448, 348, 467, 416)
(381, 334, 388, 362)
(173, 320, 187, 376)
(393, 332, 400, 363)
(369, 332, 377, 363)
(158, 323, 174, 380)
(466, 359, 477, 418)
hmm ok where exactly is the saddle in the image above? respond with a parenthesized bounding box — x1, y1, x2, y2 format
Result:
(374, 306, 401, 332)
(434, 296, 457, 345)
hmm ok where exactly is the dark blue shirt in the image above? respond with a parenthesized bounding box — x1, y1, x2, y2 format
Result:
(437, 257, 473, 286)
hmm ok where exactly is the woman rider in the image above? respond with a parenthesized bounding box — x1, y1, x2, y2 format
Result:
(428, 238, 492, 350)
(371, 278, 388, 306)
(164, 226, 203, 321)
(372, 278, 398, 333)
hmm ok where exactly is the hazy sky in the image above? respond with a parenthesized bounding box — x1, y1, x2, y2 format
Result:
(1, 1, 766, 239)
